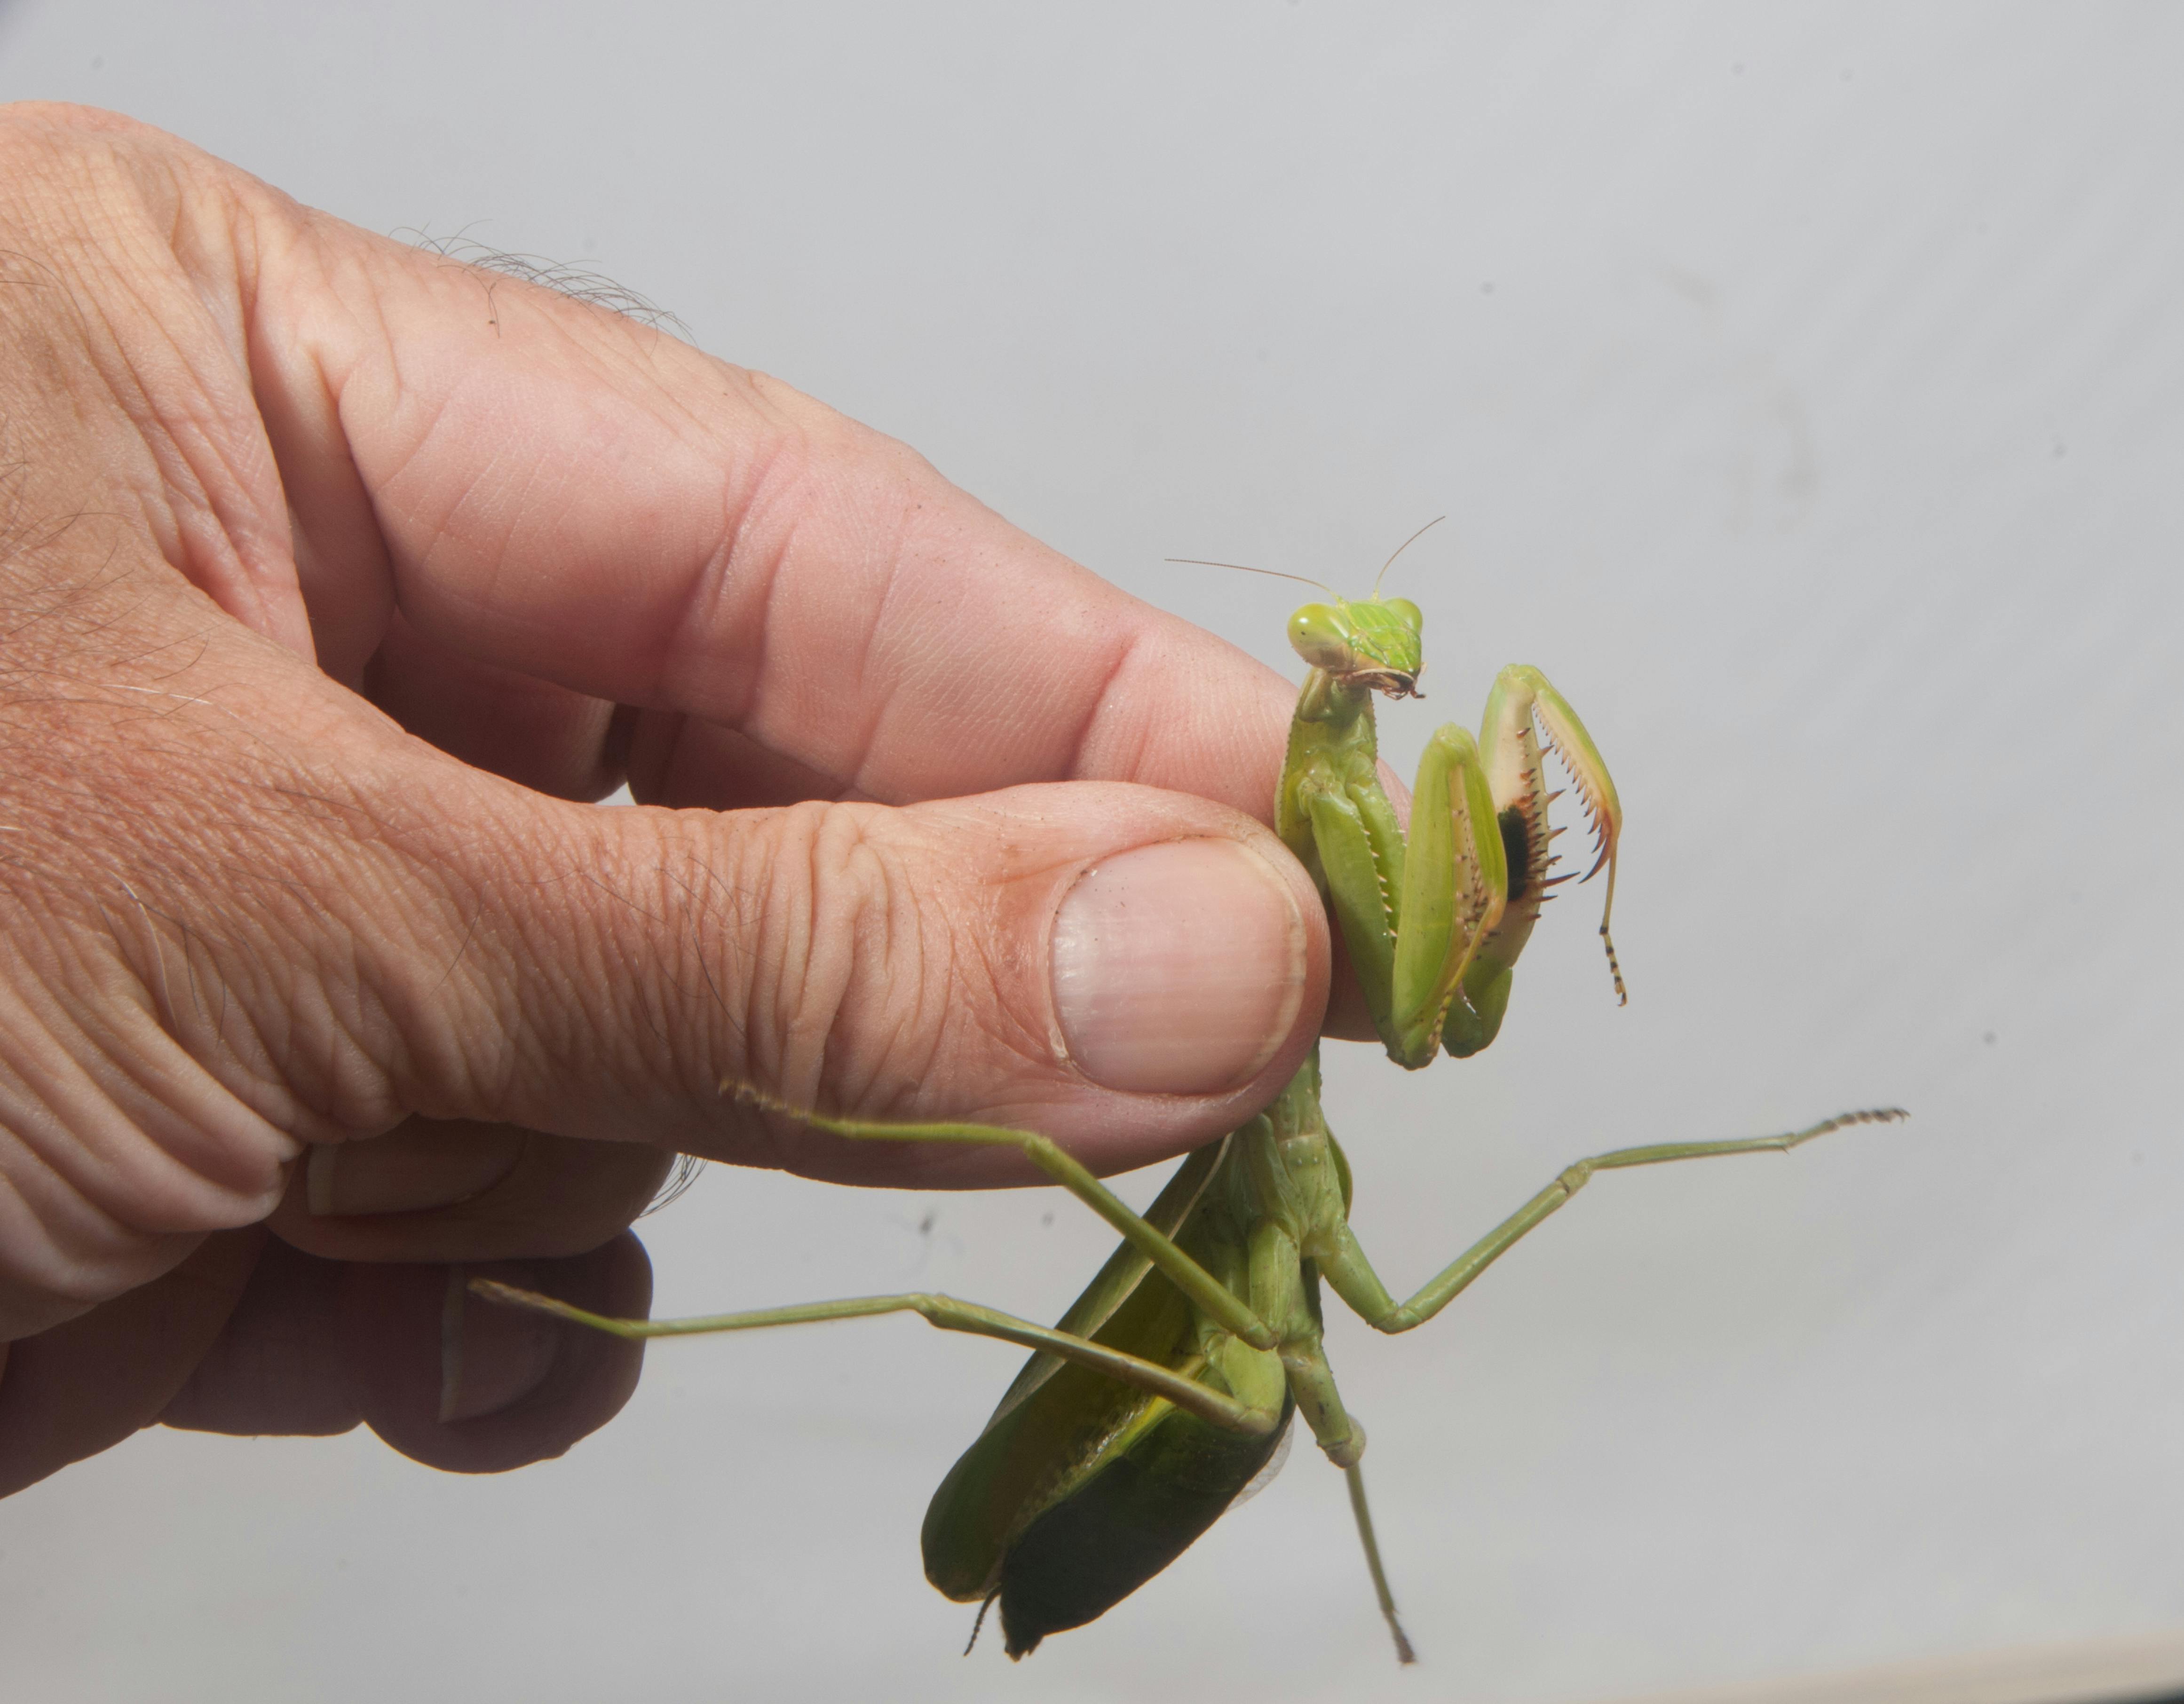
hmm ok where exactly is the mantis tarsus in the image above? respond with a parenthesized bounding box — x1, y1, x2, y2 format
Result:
(478, 549, 1905, 1663)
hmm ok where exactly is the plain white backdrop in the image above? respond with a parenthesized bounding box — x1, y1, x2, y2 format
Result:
(2, 6, 2181, 1702)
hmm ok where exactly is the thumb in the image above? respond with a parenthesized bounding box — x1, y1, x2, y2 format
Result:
(419, 774, 1328, 1187)
(1, 682, 1328, 1333)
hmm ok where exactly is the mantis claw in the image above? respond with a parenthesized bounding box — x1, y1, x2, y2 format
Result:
(1274, 591, 1629, 1063)
(1477, 664, 1626, 1013)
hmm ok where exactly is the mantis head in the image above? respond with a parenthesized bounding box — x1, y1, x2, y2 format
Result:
(1288, 596, 1426, 699)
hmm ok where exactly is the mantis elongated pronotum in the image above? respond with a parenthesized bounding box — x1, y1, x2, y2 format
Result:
(478, 539, 1903, 1663)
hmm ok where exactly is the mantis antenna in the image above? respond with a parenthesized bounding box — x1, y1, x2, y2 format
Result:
(1371, 515, 1446, 595)
(1168, 515, 1447, 598)
(1163, 556, 1335, 593)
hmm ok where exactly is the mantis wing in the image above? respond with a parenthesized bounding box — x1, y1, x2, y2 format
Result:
(920, 1134, 1293, 1657)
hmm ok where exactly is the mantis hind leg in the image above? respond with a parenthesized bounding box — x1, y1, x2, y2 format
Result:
(1275, 1321, 1417, 1665)
(470, 1279, 1281, 1436)
(1346, 1462, 1417, 1665)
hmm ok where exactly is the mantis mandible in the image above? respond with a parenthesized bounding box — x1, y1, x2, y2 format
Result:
(478, 536, 1904, 1662)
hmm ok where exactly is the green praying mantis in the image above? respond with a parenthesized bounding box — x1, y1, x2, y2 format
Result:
(476, 533, 1903, 1663)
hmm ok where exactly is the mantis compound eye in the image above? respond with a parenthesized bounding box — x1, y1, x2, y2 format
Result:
(1289, 603, 1357, 672)
(1383, 597, 1422, 630)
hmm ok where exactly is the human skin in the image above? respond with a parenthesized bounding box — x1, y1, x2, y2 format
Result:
(0, 104, 1351, 1495)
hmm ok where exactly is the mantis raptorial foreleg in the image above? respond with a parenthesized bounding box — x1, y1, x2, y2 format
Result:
(1314, 1108, 1908, 1334)
(1293, 720, 1507, 1067)
(1441, 665, 1625, 1055)
(1275, 585, 1623, 1072)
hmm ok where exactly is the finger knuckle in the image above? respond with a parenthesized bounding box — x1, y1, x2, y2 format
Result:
(737, 801, 948, 1111)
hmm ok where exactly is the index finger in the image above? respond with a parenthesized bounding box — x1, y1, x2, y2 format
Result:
(254, 207, 1301, 817)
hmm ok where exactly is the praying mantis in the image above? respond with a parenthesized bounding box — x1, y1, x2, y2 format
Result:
(477, 536, 1903, 1663)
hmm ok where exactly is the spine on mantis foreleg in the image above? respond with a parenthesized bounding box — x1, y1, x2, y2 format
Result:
(1273, 593, 1628, 1072)
(1445, 665, 1625, 1055)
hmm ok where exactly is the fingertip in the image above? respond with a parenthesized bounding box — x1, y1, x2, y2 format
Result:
(272, 1122, 673, 1265)
(1051, 836, 1314, 1096)
(158, 1236, 357, 1438)
(340, 1235, 650, 1475)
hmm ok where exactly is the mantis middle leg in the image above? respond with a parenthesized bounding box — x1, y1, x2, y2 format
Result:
(1315, 1108, 1909, 1334)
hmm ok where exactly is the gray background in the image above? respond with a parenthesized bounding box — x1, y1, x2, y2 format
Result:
(2, 5, 2180, 1702)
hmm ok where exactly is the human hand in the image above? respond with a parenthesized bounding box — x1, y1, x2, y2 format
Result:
(0, 106, 1329, 1495)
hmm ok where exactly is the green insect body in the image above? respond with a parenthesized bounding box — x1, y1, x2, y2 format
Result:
(925, 1126, 1307, 1657)
(919, 589, 1633, 1657)
(475, 573, 1902, 1665)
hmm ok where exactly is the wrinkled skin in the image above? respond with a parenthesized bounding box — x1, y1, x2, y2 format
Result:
(0, 105, 1368, 1497)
